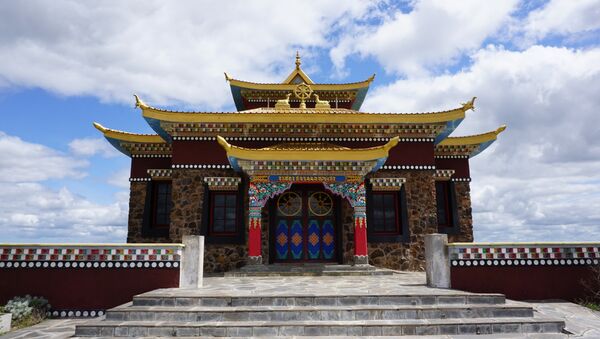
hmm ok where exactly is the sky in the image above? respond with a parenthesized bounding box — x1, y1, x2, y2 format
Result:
(0, 0, 599, 243)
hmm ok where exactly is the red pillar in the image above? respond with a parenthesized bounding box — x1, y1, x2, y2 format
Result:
(248, 206, 262, 264)
(354, 214, 368, 256)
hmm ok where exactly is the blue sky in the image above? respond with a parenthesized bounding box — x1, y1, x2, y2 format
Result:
(0, 0, 599, 243)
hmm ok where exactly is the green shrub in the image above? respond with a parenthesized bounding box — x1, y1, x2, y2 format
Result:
(4, 295, 51, 322)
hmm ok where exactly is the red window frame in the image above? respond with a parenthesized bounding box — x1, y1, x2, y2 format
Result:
(209, 191, 239, 236)
(370, 191, 401, 235)
(151, 181, 172, 229)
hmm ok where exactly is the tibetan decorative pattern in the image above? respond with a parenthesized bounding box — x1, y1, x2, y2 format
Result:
(323, 182, 366, 207)
(433, 169, 455, 181)
(249, 182, 292, 208)
(0, 245, 182, 269)
(290, 220, 304, 260)
(369, 177, 406, 191)
(307, 220, 321, 259)
(239, 159, 378, 177)
(322, 220, 335, 259)
(449, 243, 600, 267)
(147, 169, 172, 180)
(275, 220, 289, 260)
(204, 176, 242, 191)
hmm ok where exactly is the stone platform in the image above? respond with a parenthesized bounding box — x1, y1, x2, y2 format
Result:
(74, 272, 566, 337)
(224, 263, 396, 277)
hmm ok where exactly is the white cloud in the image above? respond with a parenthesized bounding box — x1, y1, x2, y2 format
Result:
(0, 131, 88, 182)
(331, 0, 519, 76)
(0, 132, 129, 242)
(107, 167, 131, 189)
(522, 0, 600, 41)
(0, 0, 374, 109)
(364, 45, 600, 241)
(0, 183, 128, 243)
(69, 137, 120, 158)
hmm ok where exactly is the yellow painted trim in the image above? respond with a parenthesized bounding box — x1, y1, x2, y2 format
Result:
(217, 136, 399, 161)
(93, 122, 166, 144)
(283, 68, 314, 84)
(0, 243, 184, 247)
(226, 77, 374, 91)
(449, 241, 600, 247)
(439, 125, 507, 146)
(141, 106, 467, 124)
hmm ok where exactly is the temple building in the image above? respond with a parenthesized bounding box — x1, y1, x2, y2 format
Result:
(95, 54, 505, 272)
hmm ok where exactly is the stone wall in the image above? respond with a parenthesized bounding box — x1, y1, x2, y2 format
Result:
(363, 170, 438, 271)
(127, 182, 170, 243)
(448, 181, 474, 243)
(127, 168, 473, 273)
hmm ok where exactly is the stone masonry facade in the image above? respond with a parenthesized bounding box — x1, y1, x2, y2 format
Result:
(127, 169, 473, 273)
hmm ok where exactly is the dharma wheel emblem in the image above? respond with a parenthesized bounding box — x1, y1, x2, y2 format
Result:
(294, 83, 313, 109)
(309, 192, 333, 216)
(277, 192, 302, 216)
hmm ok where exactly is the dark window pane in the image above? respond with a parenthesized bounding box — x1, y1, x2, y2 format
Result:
(215, 194, 225, 206)
(436, 182, 449, 227)
(213, 219, 224, 232)
(214, 208, 224, 220)
(153, 181, 172, 228)
(225, 220, 236, 232)
(226, 208, 236, 221)
(226, 194, 236, 206)
(211, 192, 239, 235)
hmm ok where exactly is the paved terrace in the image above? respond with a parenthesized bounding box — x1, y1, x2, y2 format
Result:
(2, 273, 600, 338)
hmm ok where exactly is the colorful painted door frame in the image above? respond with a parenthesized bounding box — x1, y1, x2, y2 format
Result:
(246, 177, 368, 265)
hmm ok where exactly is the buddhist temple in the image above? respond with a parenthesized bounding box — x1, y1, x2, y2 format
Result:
(95, 54, 505, 272)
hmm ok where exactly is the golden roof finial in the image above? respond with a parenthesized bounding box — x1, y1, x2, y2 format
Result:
(295, 51, 301, 70)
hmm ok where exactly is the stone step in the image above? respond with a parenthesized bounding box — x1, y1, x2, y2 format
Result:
(132, 293, 506, 307)
(74, 317, 565, 337)
(106, 304, 534, 322)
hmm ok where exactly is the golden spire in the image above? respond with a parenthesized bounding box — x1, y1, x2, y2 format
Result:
(295, 51, 301, 70)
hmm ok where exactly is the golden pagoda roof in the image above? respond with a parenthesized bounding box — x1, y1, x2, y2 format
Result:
(436, 125, 506, 158)
(438, 125, 506, 146)
(93, 122, 170, 157)
(217, 136, 399, 161)
(93, 122, 166, 143)
(137, 95, 476, 125)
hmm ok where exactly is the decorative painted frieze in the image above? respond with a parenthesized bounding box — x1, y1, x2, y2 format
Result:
(369, 177, 406, 191)
(381, 165, 436, 170)
(204, 177, 242, 191)
(433, 169, 455, 181)
(449, 243, 600, 267)
(172, 164, 231, 169)
(147, 169, 172, 180)
(451, 177, 471, 182)
(172, 136, 435, 142)
(0, 245, 182, 269)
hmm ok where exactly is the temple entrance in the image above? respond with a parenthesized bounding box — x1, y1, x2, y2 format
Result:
(269, 184, 341, 263)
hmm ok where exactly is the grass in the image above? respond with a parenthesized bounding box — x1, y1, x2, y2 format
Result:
(580, 301, 600, 312)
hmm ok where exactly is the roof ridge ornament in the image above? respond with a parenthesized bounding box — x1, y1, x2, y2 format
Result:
(461, 97, 477, 112)
(313, 93, 331, 110)
(133, 94, 148, 109)
(294, 83, 313, 109)
(295, 51, 301, 70)
(274, 93, 292, 110)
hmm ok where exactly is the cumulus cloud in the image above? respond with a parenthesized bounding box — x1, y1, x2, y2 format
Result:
(0, 183, 128, 243)
(364, 45, 600, 241)
(0, 0, 374, 109)
(522, 0, 600, 41)
(69, 137, 120, 158)
(0, 131, 88, 182)
(0, 131, 128, 242)
(331, 0, 519, 76)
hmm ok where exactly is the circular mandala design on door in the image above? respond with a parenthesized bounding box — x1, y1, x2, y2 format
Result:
(308, 192, 333, 216)
(277, 192, 302, 216)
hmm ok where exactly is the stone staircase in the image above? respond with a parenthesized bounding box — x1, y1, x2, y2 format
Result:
(75, 284, 565, 337)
